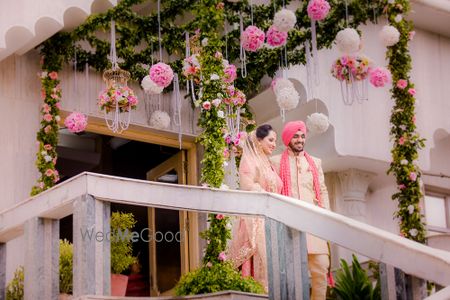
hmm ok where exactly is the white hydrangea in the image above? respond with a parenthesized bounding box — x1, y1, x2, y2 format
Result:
(407, 205, 414, 214)
(409, 228, 418, 237)
(335, 28, 361, 54)
(273, 78, 294, 96)
(306, 112, 329, 134)
(394, 14, 403, 23)
(141, 75, 163, 95)
(150, 110, 170, 129)
(273, 9, 297, 32)
(217, 110, 225, 118)
(379, 25, 400, 47)
(44, 155, 52, 162)
(276, 87, 299, 110)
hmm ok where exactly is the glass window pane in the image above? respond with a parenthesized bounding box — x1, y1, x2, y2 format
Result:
(424, 195, 447, 228)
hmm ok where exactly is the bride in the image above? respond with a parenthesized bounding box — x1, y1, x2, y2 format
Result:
(228, 124, 282, 291)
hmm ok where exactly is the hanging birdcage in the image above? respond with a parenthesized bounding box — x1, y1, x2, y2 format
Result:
(98, 20, 137, 133)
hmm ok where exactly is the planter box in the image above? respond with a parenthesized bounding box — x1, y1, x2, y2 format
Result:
(75, 290, 268, 300)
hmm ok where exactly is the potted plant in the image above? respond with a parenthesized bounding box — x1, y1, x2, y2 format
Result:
(6, 266, 24, 300)
(59, 239, 73, 300)
(110, 211, 137, 296)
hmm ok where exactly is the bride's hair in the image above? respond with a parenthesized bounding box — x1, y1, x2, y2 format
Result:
(255, 124, 273, 140)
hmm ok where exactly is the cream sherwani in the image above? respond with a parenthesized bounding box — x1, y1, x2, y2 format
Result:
(271, 151, 330, 254)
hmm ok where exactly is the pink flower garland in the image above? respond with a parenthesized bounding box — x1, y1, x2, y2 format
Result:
(150, 62, 174, 88)
(241, 26, 265, 52)
(64, 112, 88, 133)
(369, 67, 392, 88)
(266, 25, 288, 47)
(307, 0, 331, 21)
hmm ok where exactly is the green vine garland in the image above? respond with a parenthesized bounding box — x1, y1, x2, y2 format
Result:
(31, 71, 61, 195)
(385, 0, 426, 243)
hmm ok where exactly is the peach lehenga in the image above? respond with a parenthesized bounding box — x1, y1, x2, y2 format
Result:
(227, 132, 282, 291)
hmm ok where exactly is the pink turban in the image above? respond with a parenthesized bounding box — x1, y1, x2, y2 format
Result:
(281, 121, 307, 146)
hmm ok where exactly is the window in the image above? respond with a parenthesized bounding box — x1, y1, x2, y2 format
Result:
(424, 190, 450, 234)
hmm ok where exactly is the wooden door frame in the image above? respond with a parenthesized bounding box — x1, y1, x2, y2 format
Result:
(60, 112, 201, 270)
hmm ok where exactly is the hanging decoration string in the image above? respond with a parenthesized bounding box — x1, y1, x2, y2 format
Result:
(345, 0, 349, 27)
(239, 15, 247, 78)
(250, 0, 254, 26)
(110, 21, 118, 70)
(73, 47, 78, 111)
(85, 62, 89, 113)
(172, 73, 183, 149)
(305, 40, 314, 100)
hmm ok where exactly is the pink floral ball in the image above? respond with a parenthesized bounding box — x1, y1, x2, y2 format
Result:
(369, 67, 392, 88)
(266, 26, 288, 47)
(64, 112, 88, 133)
(150, 62, 174, 88)
(224, 64, 237, 83)
(241, 26, 265, 52)
(307, 0, 331, 21)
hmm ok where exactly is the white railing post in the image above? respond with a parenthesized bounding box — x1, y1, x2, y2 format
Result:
(380, 263, 397, 300)
(265, 218, 309, 299)
(0, 243, 5, 300)
(73, 194, 110, 297)
(24, 217, 59, 300)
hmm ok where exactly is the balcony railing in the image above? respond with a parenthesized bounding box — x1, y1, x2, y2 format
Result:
(1, 172, 450, 299)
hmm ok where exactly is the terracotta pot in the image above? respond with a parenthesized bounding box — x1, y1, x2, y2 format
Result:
(111, 274, 129, 296)
(58, 293, 73, 300)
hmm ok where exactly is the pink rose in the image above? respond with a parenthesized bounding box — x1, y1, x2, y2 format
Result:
(307, 0, 331, 21)
(45, 169, 54, 177)
(48, 71, 58, 80)
(412, 115, 416, 124)
(408, 31, 416, 41)
(42, 104, 51, 113)
(41, 89, 46, 99)
(206, 262, 213, 268)
(398, 136, 405, 145)
(218, 252, 226, 261)
(396, 79, 408, 89)
(408, 88, 416, 96)
(202, 101, 211, 110)
(398, 184, 406, 190)
(44, 125, 52, 134)
(44, 144, 52, 151)
(43, 114, 53, 122)
(266, 26, 288, 47)
(64, 112, 88, 133)
(216, 214, 224, 220)
(212, 99, 221, 107)
(55, 102, 62, 110)
(223, 148, 230, 159)
(224, 65, 237, 83)
(214, 51, 223, 59)
(369, 67, 392, 88)
(409, 172, 417, 181)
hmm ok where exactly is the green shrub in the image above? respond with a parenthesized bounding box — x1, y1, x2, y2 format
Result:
(110, 211, 136, 274)
(59, 239, 73, 294)
(175, 261, 265, 296)
(330, 254, 380, 300)
(6, 266, 24, 300)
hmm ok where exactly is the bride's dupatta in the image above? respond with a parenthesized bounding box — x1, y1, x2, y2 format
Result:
(227, 131, 282, 291)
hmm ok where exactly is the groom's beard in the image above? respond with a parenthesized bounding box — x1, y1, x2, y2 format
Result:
(288, 141, 304, 154)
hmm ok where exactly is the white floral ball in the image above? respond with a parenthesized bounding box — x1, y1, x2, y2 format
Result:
(272, 78, 294, 96)
(379, 25, 400, 47)
(141, 75, 164, 95)
(273, 9, 297, 32)
(150, 110, 170, 129)
(335, 28, 360, 54)
(306, 112, 329, 134)
(276, 87, 299, 110)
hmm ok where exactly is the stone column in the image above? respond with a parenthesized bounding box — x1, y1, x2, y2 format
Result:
(24, 217, 59, 300)
(337, 169, 375, 222)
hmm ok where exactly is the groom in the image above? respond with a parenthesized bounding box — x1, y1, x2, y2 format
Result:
(271, 120, 330, 300)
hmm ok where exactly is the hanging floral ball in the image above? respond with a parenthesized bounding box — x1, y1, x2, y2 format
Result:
(182, 54, 200, 79)
(150, 110, 171, 129)
(272, 78, 294, 95)
(64, 112, 88, 133)
(141, 75, 164, 95)
(306, 112, 329, 134)
(307, 0, 331, 21)
(276, 87, 299, 110)
(224, 64, 237, 83)
(273, 9, 297, 32)
(335, 28, 361, 54)
(379, 25, 400, 47)
(149, 62, 174, 88)
(369, 67, 392, 88)
(241, 26, 265, 52)
(266, 26, 288, 47)
(98, 85, 138, 113)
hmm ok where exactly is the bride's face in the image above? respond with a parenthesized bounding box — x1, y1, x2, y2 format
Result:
(260, 130, 277, 155)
